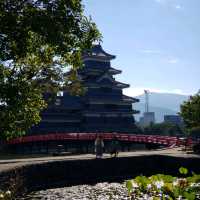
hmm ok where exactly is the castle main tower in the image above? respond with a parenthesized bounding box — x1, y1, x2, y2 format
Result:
(79, 44, 139, 133)
(31, 45, 139, 134)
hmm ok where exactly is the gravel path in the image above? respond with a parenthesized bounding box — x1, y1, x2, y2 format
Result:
(21, 182, 130, 200)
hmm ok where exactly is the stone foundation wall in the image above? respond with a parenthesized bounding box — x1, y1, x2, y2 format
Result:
(0, 155, 200, 197)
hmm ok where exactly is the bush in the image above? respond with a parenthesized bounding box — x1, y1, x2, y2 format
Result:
(126, 167, 200, 200)
(0, 190, 12, 200)
(190, 127, 200, 139)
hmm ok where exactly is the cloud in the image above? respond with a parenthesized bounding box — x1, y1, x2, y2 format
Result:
(174, 4, 183, 10)
(154, 0, 166, 4)
(154, 0, 165, 3)
(168, 58, 179, 64)
(175, 5, 181, 9)
(154, 0, 184, 10)
(139, 49, 180, 64)
(140, 49, 162, 54)
(123, 87, 190, 97)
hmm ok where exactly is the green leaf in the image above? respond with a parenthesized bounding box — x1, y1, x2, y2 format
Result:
(179, 167, 188, 175)
(183, 191, 196, 200)
(134, 176, 150, 191)
(172, 187, 181, 198)
(125, 180, 133, 195)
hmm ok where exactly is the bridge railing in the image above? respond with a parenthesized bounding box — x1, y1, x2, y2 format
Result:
(6, 133, 183, 147)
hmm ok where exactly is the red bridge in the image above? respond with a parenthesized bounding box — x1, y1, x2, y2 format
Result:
(7, 133, 184, 147)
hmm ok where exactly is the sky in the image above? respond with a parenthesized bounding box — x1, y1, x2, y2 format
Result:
(83, 0, 200, 97)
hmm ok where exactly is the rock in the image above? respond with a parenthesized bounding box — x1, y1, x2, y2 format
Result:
(21, 182, 129, 200)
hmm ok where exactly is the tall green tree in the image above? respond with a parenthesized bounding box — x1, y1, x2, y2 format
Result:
(180, 91, 200, 134)
(0, 0, 101, 139)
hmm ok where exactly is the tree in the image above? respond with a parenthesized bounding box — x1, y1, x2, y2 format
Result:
(0, 0, 101, 139)
(180, 91, 200, 135)
(189, 126, 200, 138)
(144, 122, 184, 136)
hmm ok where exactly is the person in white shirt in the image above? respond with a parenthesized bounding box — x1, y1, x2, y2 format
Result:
(95, 135, 104, 159)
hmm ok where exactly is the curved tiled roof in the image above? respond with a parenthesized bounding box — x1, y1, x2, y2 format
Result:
(82, 44, 116, 60)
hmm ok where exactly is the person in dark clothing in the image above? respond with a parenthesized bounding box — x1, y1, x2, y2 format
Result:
(110, 136, 119, 158)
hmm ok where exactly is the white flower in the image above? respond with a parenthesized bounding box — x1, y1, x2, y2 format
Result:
(154, 180, 164, 189)
(190, 183, 195, 187)
(0, 194, 4, 199)
(143, 194, 149, 199)
(177, 196, 183, 200)
(131, 181, 139, 188)
(173, 179, 179, 186)
(147, 184, 152, 189)
(5, 190, 11, 196)
(191, 182, 200, 187)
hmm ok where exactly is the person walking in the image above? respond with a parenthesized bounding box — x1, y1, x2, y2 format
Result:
(95, 135, 104, 159)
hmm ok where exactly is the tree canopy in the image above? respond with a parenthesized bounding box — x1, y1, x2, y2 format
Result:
(180, 91, 200, 133)
(0, 0, 101, 139)
(143, 122, 184, 136)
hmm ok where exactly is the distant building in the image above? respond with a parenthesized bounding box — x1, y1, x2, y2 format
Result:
(139, 112, 155, 127)
(164, 115, 183, 126)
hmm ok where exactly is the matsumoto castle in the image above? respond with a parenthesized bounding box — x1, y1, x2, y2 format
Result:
(31, 45, 140, 134)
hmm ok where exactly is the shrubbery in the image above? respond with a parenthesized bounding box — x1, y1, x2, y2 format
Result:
(126, 167, 200, 200)
(0, 190, 11, 200)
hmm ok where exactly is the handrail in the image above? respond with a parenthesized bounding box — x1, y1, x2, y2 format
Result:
(6, 133, 183, 147)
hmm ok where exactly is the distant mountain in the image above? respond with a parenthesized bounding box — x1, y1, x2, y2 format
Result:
(133, 92, 189, 122)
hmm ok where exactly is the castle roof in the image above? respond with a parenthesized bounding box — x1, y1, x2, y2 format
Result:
(108, 67, 122, 75)
(122, 95, 140, 103)
(82, 44, 116, 61)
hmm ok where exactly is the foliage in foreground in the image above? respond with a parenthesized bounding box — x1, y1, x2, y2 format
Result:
(180, 91, 200, 135)
(0, 190, 11, 200)
(0, 0, 101, 139)
(126, 167, 200, 200)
